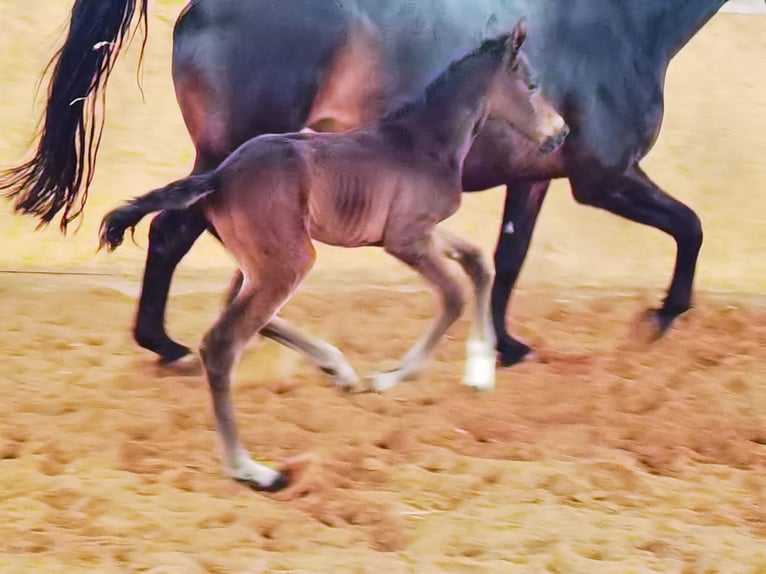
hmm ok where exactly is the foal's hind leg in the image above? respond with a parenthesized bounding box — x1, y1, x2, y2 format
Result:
(201, 253, 314, 490)
(371, 236, 465, 392)
(223, 270, 245, 307)
(436, 228, 496, 390)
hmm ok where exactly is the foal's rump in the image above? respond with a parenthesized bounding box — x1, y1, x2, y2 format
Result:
(99, 135, 311, 255)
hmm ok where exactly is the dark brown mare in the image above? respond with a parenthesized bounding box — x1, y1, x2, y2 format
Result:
(2, 0, 747, 367)
(99, 25, 567, 490)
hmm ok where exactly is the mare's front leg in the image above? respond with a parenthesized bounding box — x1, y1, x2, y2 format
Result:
(570, 165, 703, 337)
(437, 228, 496, 390)
(492, 181, 550, 366)
(134, 205, 209, 364)
(371, 235, 466, 392)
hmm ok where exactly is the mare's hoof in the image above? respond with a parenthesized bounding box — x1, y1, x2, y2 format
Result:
(496, 339, 534, 368)
(158, 351, 201, 375)
(158, 345, 194, 365)
(647, 308, 677, 338)
(632, 308, 677, 345)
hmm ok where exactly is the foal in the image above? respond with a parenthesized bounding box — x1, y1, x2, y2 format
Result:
(99, 22, 566, 490)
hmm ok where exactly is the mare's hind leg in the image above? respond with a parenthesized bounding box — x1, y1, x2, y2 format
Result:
(201, 250, 314, 490)
(571, 165, 703, 338)
(371, 235, 465, 392)
(436, 228, 496, 390)
(134, 205, 209, 364)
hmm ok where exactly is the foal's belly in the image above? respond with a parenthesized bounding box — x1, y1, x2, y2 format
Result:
(307, 195, 389, 248)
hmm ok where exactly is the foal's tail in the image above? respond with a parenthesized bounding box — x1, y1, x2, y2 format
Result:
(1, 0, 149, 233)
(98, 173, 216, 252)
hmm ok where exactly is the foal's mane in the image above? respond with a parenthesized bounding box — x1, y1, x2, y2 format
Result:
(381, 33, 510, 123)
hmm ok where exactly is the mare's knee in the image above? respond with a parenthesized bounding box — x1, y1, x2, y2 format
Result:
(678, 206, 703, 251)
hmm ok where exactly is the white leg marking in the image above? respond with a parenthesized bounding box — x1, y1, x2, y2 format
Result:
(462, 339, 496, 391)
(371, 369, 405, 392)
(503, 221, 515, 234)
(320, 343, 361, 390)
(229, 449, 282, 488)
(332, 358, 362, 390)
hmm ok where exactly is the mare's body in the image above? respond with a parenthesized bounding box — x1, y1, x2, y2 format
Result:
(3, 0, 736, 364)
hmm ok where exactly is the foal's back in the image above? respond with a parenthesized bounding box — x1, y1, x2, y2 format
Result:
(208, 126, 461, 250)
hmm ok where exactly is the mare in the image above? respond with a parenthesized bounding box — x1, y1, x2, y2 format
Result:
(2, 0, 744, 366)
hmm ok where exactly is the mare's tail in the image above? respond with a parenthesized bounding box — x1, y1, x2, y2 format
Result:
(98, 173, 216, 251)
(1, 0, 149, 232)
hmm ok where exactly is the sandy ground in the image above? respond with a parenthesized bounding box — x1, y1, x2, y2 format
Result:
(0, 2, 765, 572)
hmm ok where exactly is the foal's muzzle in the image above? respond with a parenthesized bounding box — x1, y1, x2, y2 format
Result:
(539, 124, 569, 154)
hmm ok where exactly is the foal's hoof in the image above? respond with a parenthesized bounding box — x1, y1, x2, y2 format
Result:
(231, 457, 290, 492)
(370, 369, 404, 392)
(322, 364, 365, 393)
(235, 471, 291, 493)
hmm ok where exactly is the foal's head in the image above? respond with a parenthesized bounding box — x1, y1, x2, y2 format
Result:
(488, 22, 568, 153)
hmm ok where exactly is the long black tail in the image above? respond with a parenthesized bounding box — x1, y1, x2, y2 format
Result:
(1, 0, 149, 232)
(98, 173, 216, 252)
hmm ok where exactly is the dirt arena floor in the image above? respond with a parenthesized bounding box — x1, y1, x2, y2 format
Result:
(1, 2, 765, 572)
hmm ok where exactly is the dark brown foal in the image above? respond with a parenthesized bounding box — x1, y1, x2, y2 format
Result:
(99, 22, 567, 490)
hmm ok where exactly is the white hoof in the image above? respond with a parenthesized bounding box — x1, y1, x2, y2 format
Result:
(229, 452, 286, 491)
(371, 369, 403, 392)
(462, 341, 496, 391)
(333, 362, 363, 391)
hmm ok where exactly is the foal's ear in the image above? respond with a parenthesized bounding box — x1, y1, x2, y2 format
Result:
(505, 20, 527, 66)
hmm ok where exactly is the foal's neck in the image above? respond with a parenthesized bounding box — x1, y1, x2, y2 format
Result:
(383, 55, 499, 170)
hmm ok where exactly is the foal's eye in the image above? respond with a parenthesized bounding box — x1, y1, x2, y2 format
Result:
(528, 82, 539, 93)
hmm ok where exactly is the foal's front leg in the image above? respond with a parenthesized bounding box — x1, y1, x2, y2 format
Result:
(225, 271, 362, 390)
(261, 316, 362, 391)
(371, 236, 466, 391)
(436, 228, 496, 390)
